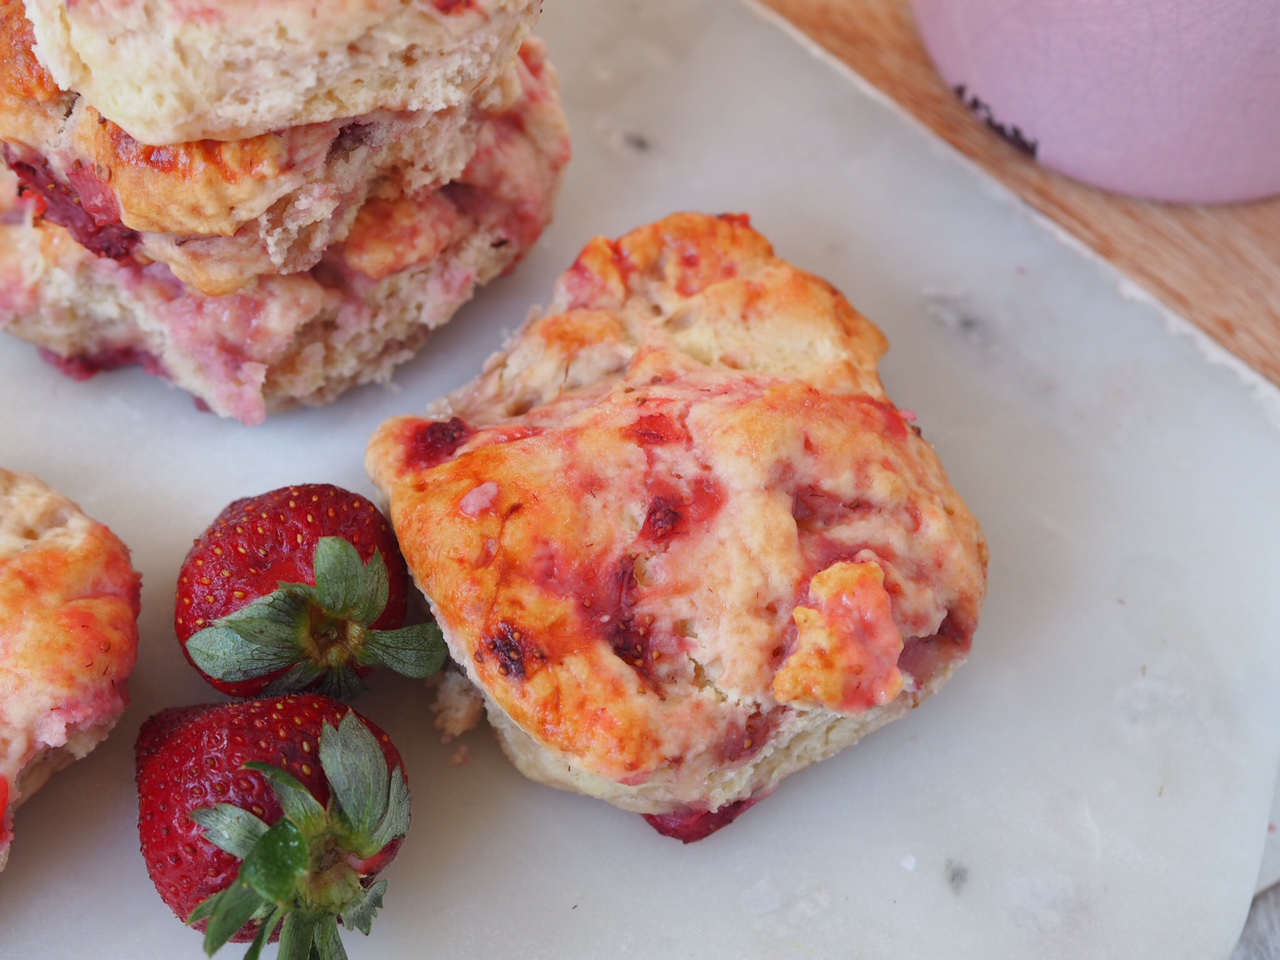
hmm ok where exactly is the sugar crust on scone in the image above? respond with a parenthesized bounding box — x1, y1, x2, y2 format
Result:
(0, 468, 141, 871)
(22, 0, 539, 145)
(0, 40, 571, 425)
(367, 212, 989, 822)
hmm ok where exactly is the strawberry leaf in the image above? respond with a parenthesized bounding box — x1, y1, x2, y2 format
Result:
(186, 896, 217, 926)
(302, 537, 388, 625)
(318, 714, 410, 858)
(242, 762, 327, 836)
(277, 909, 323, 960)
(186, 589, 313, 683)
(339, 879, 386, 936)
(196, 878, 269, 957)
(184, 625, 296, 682)
(313, 915, 349, 960)
(368, 769, 411, 854)
(224, 591, 314, 647)
(351, 550, 390, 626)
(261, 661, 327, 697)
(310, 537, 363, 616)
(239, 819, 308, 904)
(189, 804, 270, 860)
(314, 664, 367, 702)
(243, 905, 285, 960)
(319, 715, 390, 841)
(357, 622, 447, 679)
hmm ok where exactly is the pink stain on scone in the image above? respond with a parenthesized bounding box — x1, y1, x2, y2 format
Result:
(0, 468, 141, 871)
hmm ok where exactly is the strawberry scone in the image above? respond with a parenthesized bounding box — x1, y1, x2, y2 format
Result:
(0, 35, 570, 424)
(367, 213, 989, 841)
(0, 468, 141, 871)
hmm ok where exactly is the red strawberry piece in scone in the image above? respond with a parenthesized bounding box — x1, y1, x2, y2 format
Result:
(135, 694, 410, 958)
(175, 483, 446, 699)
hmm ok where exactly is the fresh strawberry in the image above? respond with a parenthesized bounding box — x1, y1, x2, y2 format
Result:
(175, 483, 445, 698)
(136, 695, 410, 959)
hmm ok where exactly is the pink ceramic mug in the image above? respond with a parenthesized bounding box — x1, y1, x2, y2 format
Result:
(909, 0, 1280, 204)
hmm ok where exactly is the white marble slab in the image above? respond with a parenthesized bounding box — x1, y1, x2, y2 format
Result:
(2, 1, 1280, 958)
(1258, 781, 1280, 892)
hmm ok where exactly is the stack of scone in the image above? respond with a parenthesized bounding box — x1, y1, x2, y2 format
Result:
(0, 467, 140, 870)
(0, 0, 570, 424)
(369, 213, 989, 841)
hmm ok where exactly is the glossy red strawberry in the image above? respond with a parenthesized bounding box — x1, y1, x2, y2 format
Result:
(175, 483, 444, 698)
(136, 695, 410, 959)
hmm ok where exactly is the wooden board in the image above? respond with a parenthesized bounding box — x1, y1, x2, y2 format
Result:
(759, 0, 1280, 388)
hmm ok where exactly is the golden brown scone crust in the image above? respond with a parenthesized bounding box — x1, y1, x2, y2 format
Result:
(23, 0, 539, 145)
(0, 468, 141, 870)
(367, 213, 989, 818)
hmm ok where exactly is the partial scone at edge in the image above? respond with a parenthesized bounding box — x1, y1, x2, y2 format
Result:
(0, 468, 141, 870)
(368, 212, 989, 840)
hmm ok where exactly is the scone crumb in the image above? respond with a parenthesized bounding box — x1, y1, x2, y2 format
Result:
(431, 669, 485, 743)
(449, 745, 471, 766)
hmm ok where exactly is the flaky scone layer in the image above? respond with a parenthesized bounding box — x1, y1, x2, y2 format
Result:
(0, 468, 141, 871)
(22, 0, 539, 145)
(368, 213, 989, 818)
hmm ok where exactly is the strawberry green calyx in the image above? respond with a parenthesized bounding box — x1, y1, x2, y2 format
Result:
(186, 712, 410, 960)
(184, 536, 446, 700)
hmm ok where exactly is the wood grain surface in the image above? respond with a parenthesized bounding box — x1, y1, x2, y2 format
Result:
(759, 0, 1280, 389)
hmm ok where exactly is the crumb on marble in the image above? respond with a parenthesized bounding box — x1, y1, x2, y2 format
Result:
(430, 668, 485, 743)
